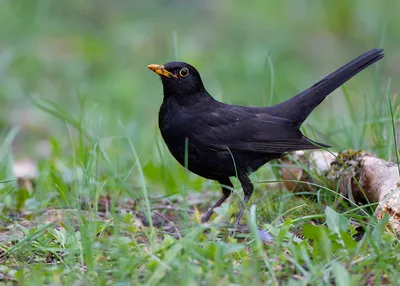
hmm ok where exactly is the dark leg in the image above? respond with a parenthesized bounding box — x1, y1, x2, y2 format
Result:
(235, 174, 254, 227)
(201, 178, 233, 223)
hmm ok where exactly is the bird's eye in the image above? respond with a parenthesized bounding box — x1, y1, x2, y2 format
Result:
(179, 67, 189, 77)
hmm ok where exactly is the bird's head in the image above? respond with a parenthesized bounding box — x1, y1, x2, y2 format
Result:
(147, 62, 206, 98)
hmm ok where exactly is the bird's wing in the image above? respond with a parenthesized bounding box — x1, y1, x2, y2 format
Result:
(191, 106, 329, 154)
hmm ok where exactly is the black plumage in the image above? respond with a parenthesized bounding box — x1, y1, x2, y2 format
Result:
(147, 49, 384, 226)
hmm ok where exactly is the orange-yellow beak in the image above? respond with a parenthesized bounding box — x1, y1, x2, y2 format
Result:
(147, 64, 177, 78)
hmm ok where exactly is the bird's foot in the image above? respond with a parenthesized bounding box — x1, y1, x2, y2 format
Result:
(201, 210, 213, 223)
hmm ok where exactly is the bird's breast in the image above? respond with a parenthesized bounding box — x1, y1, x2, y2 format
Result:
(158, 102, 189, 162)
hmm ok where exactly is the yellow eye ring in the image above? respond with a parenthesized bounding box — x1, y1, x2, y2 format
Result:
(179, 67, 189, 77)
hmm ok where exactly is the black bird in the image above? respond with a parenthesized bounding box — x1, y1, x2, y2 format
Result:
(148, 49, 384, 226)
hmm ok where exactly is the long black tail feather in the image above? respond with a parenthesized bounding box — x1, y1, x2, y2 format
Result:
(271, 49, 384, 126)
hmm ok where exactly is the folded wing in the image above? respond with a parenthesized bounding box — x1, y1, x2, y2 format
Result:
(192, 106, 330, 154)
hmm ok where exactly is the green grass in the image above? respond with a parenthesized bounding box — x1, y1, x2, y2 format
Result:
(1, 0, 400, 285)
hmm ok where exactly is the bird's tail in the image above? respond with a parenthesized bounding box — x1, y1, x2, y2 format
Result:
(271, 49, 384, 126)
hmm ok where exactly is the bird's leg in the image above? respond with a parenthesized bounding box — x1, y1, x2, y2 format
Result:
(201, 179, 233, 223)
(235, 174, 254, 227)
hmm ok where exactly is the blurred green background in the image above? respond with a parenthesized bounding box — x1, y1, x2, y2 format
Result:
(0, 0, 398, 195)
